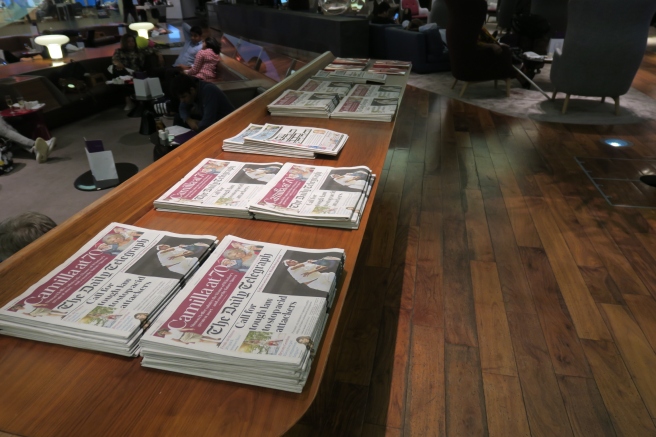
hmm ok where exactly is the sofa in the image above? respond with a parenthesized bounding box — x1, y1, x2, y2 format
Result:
(370, 23, 450, 73)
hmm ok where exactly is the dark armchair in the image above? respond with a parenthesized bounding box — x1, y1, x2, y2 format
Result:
(445, 0, 515, 96)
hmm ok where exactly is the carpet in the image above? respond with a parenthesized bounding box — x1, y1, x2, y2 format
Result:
(407, 63, 656, 125)
(0, 108, 155, 225)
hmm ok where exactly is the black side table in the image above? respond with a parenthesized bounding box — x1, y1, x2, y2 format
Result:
(73, 162, 139, 191)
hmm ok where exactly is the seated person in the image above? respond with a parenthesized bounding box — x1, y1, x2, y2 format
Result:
(173, 24, 203, 69)
(35, 0, 55, 21)
(111, 34, 163, 110)
(184, 37, 221, 82)
(0, 117, 55, 163)
(171, 74, 234, 132)
(0, 212, 56, 261)
(370, 1, 398, 24)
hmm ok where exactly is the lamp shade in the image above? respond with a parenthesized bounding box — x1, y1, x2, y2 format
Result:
(129, 22, 155, 39)
(34, 34, 70, 60)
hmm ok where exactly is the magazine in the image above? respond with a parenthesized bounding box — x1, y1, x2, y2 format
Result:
(140, 235, 345, 392)
(154, 158, 284, 217)
(247, 163, 375, 229)
(0, 223, 217, 356)
(297, 79, 353, 98)
(331, 95, 399, 122)
(267, 90, 341, 118)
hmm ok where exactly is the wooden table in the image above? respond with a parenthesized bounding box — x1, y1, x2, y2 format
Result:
(0, 53, 407, 437)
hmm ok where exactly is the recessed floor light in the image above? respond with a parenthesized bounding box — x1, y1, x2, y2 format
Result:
(601, 138, 632, 147)
(640, 175, 656, 187)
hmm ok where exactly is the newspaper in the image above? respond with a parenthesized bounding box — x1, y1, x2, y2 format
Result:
(332, 57, 370, 65)
(0, 223, 217, 355)
(331, 95, 399, 122)
(368, 67, 408, 75)
(267, 90, 340, 118)
(154, 158, 283, 217)
(242, 124, 348, 156)
(327, 70, 387, 84)
(297, 79, 353, 97)
(347, 84, 403, 99)
(372, 60, 411, 68)
(223, 123, 264, 147)
(247, 163, 374, 228)
(324, 63, 366, 71)
(140, 235, 345, 391)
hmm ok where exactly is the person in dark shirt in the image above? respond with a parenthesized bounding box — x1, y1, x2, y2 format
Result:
(171, 74, 234, 132)
(370, 1, 398, 24)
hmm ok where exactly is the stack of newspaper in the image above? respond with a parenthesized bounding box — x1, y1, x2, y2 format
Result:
(311, 69, 387, 84)
(154, 158, 283, 217)
(223, 123, 349, 159)
(330, 83, 402, 122)
(297, 79, 353, 98)
(324, 57, 370, 71)
(140, 235, 345, 392)
(0, 223, 217, 356)
(247, 163, 374, 229)
(368, 60, 411, 75)
(267, 90, 341, 118)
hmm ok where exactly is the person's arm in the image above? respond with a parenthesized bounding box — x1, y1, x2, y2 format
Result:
(185, 50, 204, 76)
(112, 49, 125, 70)
(182, 22, 191, 40)
(197, 86, 235, 131)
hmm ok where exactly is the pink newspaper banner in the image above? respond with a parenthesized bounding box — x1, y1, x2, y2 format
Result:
(7, 227, 143, 312)
(258, 166, 313, 208)
(337, 98, 362, 113)
(154, 241, 262, 336)
(165, 160, 230, 201)
(350, 85, 370, 97)
(275, 92, 301, 106)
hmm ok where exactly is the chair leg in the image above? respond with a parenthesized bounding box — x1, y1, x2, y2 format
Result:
(459, 82, 469, 97)
(451, 79, 458, 90)
(551, 90, 557, 100)
(601, 96, 606, 103)
(562, 94, 570, 114)
(613, 96, 620, 115)
(505, 78, 510, 97)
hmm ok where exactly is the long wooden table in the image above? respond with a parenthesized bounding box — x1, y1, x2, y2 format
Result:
(0, 52, 406, 437)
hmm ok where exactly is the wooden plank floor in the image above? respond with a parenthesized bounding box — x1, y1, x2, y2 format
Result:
(285, 52, 656, 437)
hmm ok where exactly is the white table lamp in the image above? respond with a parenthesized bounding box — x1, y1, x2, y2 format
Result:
(34, 35, 70, 60)
(129, 22, 155, 39)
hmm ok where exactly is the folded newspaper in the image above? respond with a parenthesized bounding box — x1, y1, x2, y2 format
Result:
(297, 79, 353, 98)
(154, 158, 283, 217)
(311, 69, 387, 84)
(0, 223, 217, 356)
(331, 95, 399, 122)
(223, 123, 349, 159)
(140, 235, 345, 392)
(247, 163, 375, 229)
(267, 90, 340, 118)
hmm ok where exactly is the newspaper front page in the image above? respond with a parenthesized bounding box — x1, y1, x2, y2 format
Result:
(297, 79, 353, 97)
(331, 95, 399, 121)
(242, 123, 348, 156)
(0, 223, 217, 355)
(154, 158, 283, 217)
(247, 163, 374, 228)
(141, 235, 345, 391)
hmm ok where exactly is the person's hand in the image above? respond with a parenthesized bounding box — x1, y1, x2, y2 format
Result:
(114, 61, 124, 70)
(491, 44, 502, 55)
(187, 118, 199, 131)
(179, 64, 191, 70)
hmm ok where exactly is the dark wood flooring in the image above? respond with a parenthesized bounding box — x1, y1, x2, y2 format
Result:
(284, 51, 656, 436)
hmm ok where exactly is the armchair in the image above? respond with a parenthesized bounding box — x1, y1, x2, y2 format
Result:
(550, 0, 656, 114)
(445, 0, 515, 96)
